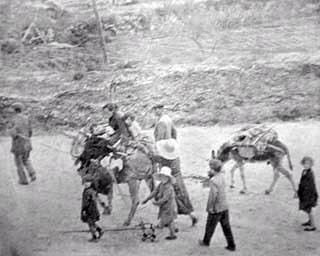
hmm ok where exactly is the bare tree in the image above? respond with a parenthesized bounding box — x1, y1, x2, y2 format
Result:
(91, 0, 108, 65)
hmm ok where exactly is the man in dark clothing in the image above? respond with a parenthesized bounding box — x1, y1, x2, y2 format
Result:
(102, 103, 132, 141)
(9, 102, 36, 185)
(199, 159, 236, 251)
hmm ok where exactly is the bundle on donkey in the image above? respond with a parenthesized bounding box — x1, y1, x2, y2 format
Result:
(217, 125, 297, 197)
(74, 130, 156, 226)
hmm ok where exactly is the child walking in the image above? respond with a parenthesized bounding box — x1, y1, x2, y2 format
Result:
(298, 156, 318, 231)
(81, 177, 104, 242)
(199, 159, 236, 251)
(142, 166, 178, 240)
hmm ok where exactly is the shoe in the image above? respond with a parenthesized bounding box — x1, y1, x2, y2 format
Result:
(192, 216, 198, 226)
(304, 227, 316, 232)
(301, 221, 311, 226)
(198, 240, 209, 247)
(88, 235, 98, 242)
(18, 181, 29, 185)
(165, 235, 177, 240)
(97, 228, 104, 239)
(225, 246, 236, 251)
(88, 237, 98, 242)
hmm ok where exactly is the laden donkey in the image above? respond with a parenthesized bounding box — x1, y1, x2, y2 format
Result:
(217, 140, 297, 197)
(76, 135, 155, 226)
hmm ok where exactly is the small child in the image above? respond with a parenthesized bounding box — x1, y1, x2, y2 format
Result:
(123, 112, 143, 139)
(123, 112, 155, 156)
(81, 177, 104, 242)
(298, 156, 318, 231)
(142, 166, 178, 240)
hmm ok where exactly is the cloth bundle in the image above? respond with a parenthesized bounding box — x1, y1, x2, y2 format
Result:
(231, 125, 278, 156)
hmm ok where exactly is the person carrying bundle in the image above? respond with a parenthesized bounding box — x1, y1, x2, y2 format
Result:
(8, 102, 36, 185)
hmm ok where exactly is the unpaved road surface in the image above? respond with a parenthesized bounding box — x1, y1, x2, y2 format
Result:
(0, 121, 320, 256)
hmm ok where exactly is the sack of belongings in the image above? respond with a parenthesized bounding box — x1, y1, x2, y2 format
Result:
(231, 125, 278, 159)
(70, 127, 88, 158)
(70, 125, 115, 159)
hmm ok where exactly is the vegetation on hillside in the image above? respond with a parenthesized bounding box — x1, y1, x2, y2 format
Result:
(1, 0, 319, 132)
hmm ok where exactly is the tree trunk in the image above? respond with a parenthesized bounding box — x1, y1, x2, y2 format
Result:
(91, 0, 108, 65)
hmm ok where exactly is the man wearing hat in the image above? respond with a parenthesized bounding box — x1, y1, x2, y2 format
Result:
(153, 139, 198, 226)
(102, 103, 132, 141)
(152, 104, 177, 142)
(199, 159, 236, 251)
(9, 102, 36, 185)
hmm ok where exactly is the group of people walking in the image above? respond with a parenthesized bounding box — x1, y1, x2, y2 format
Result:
(79, 102, 236, 247)
(7, 101, 318, 251)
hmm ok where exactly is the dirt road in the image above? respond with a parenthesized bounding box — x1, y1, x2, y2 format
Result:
(0, 121, 319, 256)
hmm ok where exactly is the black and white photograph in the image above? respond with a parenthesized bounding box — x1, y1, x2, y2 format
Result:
(0, 0, 319, 255)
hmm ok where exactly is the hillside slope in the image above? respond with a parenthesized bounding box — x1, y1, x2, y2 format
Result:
(1, 0, 320, 132)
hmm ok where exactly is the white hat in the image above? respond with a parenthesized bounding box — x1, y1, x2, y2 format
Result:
(159, 166, 173, 177)
(156, 139, 179, 160)
(155, 166, 175, 183)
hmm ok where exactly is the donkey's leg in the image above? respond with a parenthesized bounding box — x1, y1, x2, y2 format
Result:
(229, 163, 238, 189)
(265, 160, 280, 195)
(145, 174, 155, 193)
(239, 163, 247, 194)
(106, 187, 113, 214)
(123, 180, 141, 226)
(277, 164, 298, 198)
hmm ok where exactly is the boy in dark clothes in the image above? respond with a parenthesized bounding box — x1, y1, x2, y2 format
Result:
(199, 159, 236, 251)
(81, 177, 104, 242)
(298, 156, 318, 231)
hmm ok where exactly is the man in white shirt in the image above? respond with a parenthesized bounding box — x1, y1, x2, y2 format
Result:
(152, 104, 177, 142)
